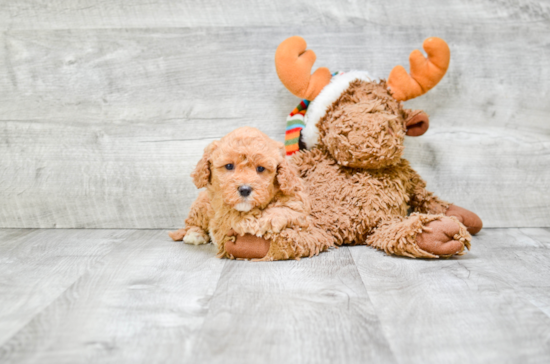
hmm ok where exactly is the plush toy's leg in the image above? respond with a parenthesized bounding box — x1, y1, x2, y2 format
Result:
(445, 204, 483, 235)
(223, 226, 333, 261)
(367, 213, 471, 258)
(224, 231, 271, 259)
(405, 166, 482, 236)
(261, 227, 333, 261)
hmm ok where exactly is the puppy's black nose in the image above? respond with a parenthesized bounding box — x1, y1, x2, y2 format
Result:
(238, 185, 252, 197)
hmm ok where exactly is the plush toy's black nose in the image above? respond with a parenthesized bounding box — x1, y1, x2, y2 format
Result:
(238, 185, 252, 197)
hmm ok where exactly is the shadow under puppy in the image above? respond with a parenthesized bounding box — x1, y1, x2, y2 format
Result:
(169, 127, 332, 261)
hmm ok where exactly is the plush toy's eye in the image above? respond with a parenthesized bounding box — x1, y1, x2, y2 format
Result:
(256, 166, 265, 173)
(225, 164, 234, 170)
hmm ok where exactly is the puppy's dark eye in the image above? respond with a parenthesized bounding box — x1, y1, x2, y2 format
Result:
(256, 166, 265, 173)
(225, 164, 234, 170)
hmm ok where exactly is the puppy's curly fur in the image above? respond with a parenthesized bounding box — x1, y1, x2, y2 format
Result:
(169, 127, 333, 260)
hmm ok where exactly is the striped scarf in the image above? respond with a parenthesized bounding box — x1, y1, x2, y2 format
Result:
(284, 99, 309, 156)
(283, 72, 342, 156)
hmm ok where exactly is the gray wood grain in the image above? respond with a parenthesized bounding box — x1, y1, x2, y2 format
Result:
(473, 228, 550, 317)
(1, 3, 549, 229)
(189, 247, 396, 364)
(0, 229, 225, 363)
(1, 228, 550, 363)
(0, 229, 125, 345)
(1, 0, 548, 30)
(349, 228, 550, 364)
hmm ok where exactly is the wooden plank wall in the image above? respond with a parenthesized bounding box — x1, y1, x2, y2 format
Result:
(1, 1, 549, 228)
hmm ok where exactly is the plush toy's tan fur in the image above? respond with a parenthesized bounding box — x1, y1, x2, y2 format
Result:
(169, 127, 333, 260)
(291, 80, 481, 258)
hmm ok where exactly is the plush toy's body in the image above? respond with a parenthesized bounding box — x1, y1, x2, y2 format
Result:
(277, 37, 483, 258)
(293, 151, 461, 257)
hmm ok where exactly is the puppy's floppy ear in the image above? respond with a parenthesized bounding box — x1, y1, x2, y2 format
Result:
(404, 109, 430, 137)
(277, 157, 302, 195)
(191, 141, 218, 189)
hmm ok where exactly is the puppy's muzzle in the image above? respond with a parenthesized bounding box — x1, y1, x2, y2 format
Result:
(238, 185, 252, 197)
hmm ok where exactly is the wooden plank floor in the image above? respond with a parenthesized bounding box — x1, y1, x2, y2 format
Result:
(1, 228, 549, 363)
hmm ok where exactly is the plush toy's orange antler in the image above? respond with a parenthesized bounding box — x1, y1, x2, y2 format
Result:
(387, 37, 450, 101)
(275, 36, 332, 101)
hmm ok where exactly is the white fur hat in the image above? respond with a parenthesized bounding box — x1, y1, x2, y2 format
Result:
(284, 71, 374, 156)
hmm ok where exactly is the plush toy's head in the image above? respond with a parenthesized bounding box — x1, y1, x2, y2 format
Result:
(276, 36, 450, 168)
(192, 127, 302, 212)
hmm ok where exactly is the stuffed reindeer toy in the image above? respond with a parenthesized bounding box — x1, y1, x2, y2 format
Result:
(274, 36, 483, 259)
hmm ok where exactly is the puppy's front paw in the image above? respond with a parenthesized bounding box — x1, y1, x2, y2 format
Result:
(183, 231, 208, 245)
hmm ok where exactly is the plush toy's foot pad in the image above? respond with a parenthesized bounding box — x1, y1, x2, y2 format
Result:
(225, 233, 271, 260)
(416, 217, 469, 257)
(446, 204, 483, 235)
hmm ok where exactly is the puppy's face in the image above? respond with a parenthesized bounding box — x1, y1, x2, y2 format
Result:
(211, 138, 280, 213)
(192, 127, 300, 212)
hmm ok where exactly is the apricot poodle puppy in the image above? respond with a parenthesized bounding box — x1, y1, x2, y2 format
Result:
(169, 127, 332, 261)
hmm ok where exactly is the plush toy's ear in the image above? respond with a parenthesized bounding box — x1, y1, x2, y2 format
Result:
(191, 141, 218, 189)
(404, 110, 430, 137)
(276, 158, 302, 195)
